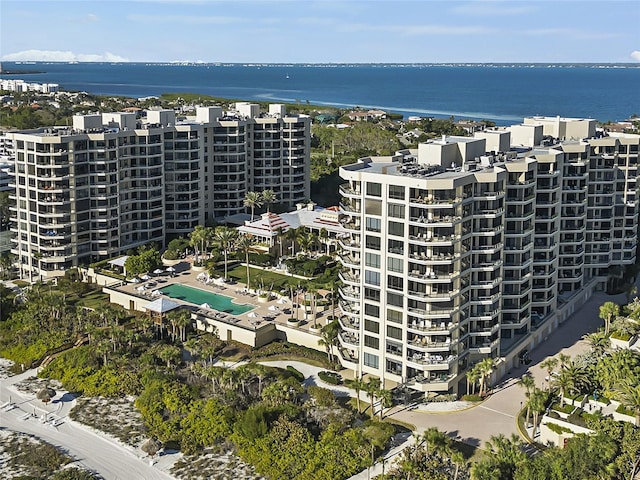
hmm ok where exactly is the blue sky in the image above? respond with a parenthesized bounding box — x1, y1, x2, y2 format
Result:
(1, 0, 639, 63)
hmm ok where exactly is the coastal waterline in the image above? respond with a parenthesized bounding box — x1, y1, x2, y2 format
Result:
(2, 62, 639, 124)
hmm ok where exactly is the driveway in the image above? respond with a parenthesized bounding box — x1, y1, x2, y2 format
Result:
(388, 285, 633, 448)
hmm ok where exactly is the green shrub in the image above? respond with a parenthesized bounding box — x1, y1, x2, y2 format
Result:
(551, 402, 575, 414)
(546, 410, 561, 419)
(308, 385, 336, 407)
(616, 404, 635, 416)
(286, 365, 305, 382)
(318, 371, 342, 385)
(567, 411, 587, 427)
(162, 249, 179, 260)
(461, 394, 483, 402)
(545, 422, 574, 435)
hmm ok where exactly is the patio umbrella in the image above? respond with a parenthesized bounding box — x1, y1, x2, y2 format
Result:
(128, 277, 141, 283)
(153, 269, 164, 275)
(200, 302, 211, 309)
(151, 290, 161, 296)
(277, 297, 287, 305)
(36, 387, 56, 405)
(166, 266, 176, 272)
(248, 311, 259, 318)
(140, 274, 150, 281)
(136, 285, 146, 292)
(268, 305, 280, 312)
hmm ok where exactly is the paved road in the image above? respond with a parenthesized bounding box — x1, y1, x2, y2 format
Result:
(388, 286, 630, 448)
(0, 369, 176, 480)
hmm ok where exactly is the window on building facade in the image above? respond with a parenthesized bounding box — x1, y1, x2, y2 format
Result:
(364, 303, 380, 318)
(366, 182, 382, 197)
(366, 217, 381, 232)
(365, 235, 381, 250)
(388, 221, 404, 236)
(388, 203, 405, 218)
(365, 252, 381, 268)
(365, 319, 380, 334)
(364, 270, 380, 286)
(364, 335, 380, 349)
(365, 287, 381, 302)
(387, 292, 403, 307)
(388, 239, 404, 255)
(387, 325, 403, 340)
(365, 199, 382, 216)
(387, 256, 403, 273)
(389, 185, 405, 200)
(387, 309, 403, 324)
(364, 352, 379, 368)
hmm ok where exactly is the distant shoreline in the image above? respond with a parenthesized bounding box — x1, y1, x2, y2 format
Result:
(0, 69, 45, 75)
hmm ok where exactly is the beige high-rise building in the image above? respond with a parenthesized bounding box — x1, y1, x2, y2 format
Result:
(8, 104, 310, 279)
(337, 124, 639, 395)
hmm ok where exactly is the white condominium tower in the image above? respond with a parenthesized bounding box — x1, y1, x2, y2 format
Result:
(337, 118, 639, 395)
(8, 103, 310, 279)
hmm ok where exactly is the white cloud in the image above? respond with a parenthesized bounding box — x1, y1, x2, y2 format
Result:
(631, 51, 640, 62)
(450, 1, 534, 16)
(337, 23, 494, 36)
(127, 14, 247, 24)
(2, 50, 129, 62)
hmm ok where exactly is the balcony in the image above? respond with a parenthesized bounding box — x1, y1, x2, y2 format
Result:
(407, 352, 457, 369)
(339, 184, 361, 198)
(338, 331, 359, 348)
(338, 254, 360, 267)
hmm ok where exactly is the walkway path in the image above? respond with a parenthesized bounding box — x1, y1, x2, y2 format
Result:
(0, 368, 177, 480)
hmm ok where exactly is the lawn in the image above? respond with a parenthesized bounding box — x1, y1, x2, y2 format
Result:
(214, 265, 330, 292)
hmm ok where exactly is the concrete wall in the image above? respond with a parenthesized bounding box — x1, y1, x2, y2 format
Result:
(195, 316, 277, 348)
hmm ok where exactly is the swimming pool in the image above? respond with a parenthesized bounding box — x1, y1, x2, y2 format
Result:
(160, 284, 254, 315)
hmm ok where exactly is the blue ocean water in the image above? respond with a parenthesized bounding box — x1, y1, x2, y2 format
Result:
(2, 62, 639, 125)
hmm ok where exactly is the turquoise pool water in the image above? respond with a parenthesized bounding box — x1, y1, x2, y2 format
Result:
(160, 284, 254, 315)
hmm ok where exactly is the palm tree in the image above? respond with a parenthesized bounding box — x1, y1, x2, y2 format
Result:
(420, 427, 449, 456)
(159, 344, 181, 368)
(552, 369, 573, 407)
(189, 225, 209, 260)
(243, 191, 263, 221)
(365, 377, 381, 418)
(583, 331, 610, 356)
(174, 309, 192, 342)
(318, 319, 340, 363)
(477, 358, 495, 396)
(466, 366, 481, 395)
(540, 357, 558, 391)
(451, 451, 467, 480)
(261, 189, 277, 213)
(236, 235, 256, 290)
(517, 374, 535, 426)
(599, 301, 620, 335)
(318, 227, 330, 255)
(285, 226, 298, 256)
(619, 382, 640, 426)
(275, 227, 286, 259)
(346, 377, 366, 413)
(529, 388, 547, 440)
(214, 226, 238, 281)
(377, 388, 393, 419)
(297, 229, 313, 255)
(563, 360, 590, 398)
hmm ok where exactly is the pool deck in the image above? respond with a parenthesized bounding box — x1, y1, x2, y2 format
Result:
(107, 261, 331, 344)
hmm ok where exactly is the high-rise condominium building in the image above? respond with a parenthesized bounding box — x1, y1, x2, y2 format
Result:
(8, 103, 310, 280)
(337, 118, 639, 395)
